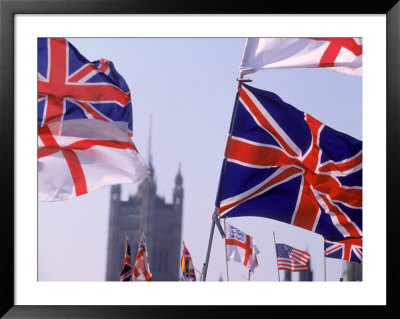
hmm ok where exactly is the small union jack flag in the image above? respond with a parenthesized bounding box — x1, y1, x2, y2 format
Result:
(216, 84, 362, 242)
(276, 243, 310, 272)
(119, 235, 133, 281)
(324, 237, 362, 263)
(38, 38, 133, 134)
(181, 242, 196, 281)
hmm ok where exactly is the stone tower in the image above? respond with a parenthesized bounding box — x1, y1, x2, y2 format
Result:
(298, 249, 313, 281)
(343, 262, 362, 281)
(105, 118, 183, 281)
(284, 270, 292, 281)
(299, 259, 313, 281)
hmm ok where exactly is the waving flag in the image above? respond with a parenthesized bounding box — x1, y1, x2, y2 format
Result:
(216, 84, 362, 241)
(239, 38, 362, 77)
(38, 38, 148, 201)
(225, 223, 260, 272)
(119, 235, 133, 281)
(324, 237, 362, 263)
(181, 242, 196, 281)
(276, 243, 310, 272)
(133, 231, 152, 281)
(38, 38, 133, 132)
(38, 120, 148, 201)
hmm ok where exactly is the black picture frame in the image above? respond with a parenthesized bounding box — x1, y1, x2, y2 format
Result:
(1, 0, 398, 317)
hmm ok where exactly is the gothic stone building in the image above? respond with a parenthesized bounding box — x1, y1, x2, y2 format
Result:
(105, 160, 183, 281)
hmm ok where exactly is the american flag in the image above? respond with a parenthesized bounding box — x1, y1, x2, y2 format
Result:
(276, 243, 310, 272)
(119, 235, 133, 281)
(216, 84, 362, 242)
(181, 243, 196, 281)
(133, 232, 152, 281)
(324, 237, 362, 263)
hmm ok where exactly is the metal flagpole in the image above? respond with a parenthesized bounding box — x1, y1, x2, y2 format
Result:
(140, 227, 148, 274)
(223, 219, 229, 281)
(181, 240, 185, 281)
(201, 217, 216, 281)
(272, 230, 281, 282)
(201, 77, 252, 281)
(248, 269, 251, 282)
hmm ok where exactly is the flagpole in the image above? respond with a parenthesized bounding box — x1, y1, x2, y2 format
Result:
(140, 227, 147, 273)
(201, 218, 216, 281)
(324, 254, 327, 282)
(248, 269, 251, 282)
(202, 77, 251, 281)
(182, 240, 185, 281)
(223, 219, 229, 282)
(272, 230, 281, 282)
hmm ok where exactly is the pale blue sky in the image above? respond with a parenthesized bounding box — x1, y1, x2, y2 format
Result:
(38, 38, 362, 282)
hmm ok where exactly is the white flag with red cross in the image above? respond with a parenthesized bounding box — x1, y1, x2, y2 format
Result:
(239, 38, 362, 77)
(38, 119, 148, 202)
(225, 222, 260, 272)
(133, 231, 152, 281)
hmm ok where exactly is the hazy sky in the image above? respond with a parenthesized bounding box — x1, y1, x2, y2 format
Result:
(38, 37, 362, 282)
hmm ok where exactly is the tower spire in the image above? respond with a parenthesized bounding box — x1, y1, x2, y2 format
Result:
(148, 114, 153, 164)
(147, 114, 155, 181)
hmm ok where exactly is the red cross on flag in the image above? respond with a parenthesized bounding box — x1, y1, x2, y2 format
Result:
(133, 231, 152, 281)
(239, 38, 362, 77)
(225, 222, 260, 272)
(38, 120, 148, 201)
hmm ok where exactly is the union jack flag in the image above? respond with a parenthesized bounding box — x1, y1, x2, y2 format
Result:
(276, 243, 310, 272)
(181, 242, 196, 281)
(119, 235, 133, 281)
(216, 84, 362, 241)
(324, 237, 362, 263)
(38, 38, 133, 134)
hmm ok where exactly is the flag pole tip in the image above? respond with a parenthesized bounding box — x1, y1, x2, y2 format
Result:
(237, 77, 252, 83)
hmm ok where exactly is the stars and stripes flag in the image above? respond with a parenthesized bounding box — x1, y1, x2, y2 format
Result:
(181, 242, 196, 281)
(38, 38, 148, 201)
(133, 231, 152, 281)
(215, 84, 362, 242)
(324, 237, 362, 263)
(225, 222, 260, 272)
(239, 38, 362, 77)
(276, 243, 310, 272)
(119, 235, 133, 281)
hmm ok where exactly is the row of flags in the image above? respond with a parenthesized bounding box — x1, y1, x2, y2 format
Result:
(120, 231, 152, 281)
(118, 231, 197, 282)
(37, 37, 363, 280)
(119, 223, 362, 282)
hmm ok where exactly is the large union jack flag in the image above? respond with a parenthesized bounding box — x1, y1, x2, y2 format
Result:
(38, 38, 133, 134)
(216, 84, 362, 242)
(324, 237, 362, 263)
